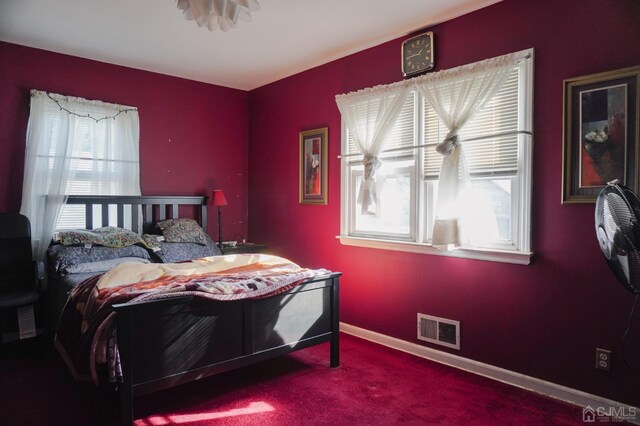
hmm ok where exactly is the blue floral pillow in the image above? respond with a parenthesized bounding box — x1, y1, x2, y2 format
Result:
(152, 234, 221, 263)
(47, 244, 151, 273)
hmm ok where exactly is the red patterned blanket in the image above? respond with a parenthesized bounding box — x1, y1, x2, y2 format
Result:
(55, 254, 329, 384)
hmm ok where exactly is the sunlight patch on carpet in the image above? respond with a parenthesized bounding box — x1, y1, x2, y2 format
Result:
(136, 401, 275, 425)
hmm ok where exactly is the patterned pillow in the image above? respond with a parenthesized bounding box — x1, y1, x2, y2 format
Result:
(61, 257, 150, 275)
(141, 234, 162, 251)
(156, 218, 207, 245)
(93, 227, 144, 247)
(55, 226, 144, 248)
(152, 234, 222, 263)
(47, 244, 151, 273)
(54, 229, 102, 246)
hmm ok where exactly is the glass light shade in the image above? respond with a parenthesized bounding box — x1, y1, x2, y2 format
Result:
(177, 0, 260, 32)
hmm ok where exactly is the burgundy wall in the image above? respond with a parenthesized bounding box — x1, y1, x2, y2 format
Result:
(248, 0, 640, 406)
(0, 42, 249, 240)
(1, 0, 639, 408)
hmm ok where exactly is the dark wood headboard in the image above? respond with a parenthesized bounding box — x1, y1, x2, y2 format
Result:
(66, 195, 208, 234)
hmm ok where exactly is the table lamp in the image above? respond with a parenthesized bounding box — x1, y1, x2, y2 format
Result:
(211, 189, 228, 247)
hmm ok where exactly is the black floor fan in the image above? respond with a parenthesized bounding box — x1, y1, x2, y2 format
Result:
(595, 180, 640, 373)
(595, 180, 640, 295)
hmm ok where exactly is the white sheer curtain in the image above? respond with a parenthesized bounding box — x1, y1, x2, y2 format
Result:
(413, 51, 527, 248)
(336, 83, 409, 215)
(20, 90, 140, 261)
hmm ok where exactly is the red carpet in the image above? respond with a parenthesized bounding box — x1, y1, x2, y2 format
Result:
(1, 333, 586, 425)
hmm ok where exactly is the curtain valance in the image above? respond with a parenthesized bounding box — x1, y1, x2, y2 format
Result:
(335, 50, 529, 109)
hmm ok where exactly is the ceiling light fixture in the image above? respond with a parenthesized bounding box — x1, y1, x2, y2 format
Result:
(176, 0, 260, 32)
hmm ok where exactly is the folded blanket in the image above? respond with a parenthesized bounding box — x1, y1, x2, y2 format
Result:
(55, 254, 330, 384)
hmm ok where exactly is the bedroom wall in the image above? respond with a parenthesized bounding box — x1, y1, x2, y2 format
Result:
(0, 41, 249, 240)
(248, 0, 640, 406)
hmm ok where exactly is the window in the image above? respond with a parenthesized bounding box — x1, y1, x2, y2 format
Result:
(345, 92, 418, 241)
(339, 52, 533, 264)
(20, 91, 140, 260)
(53, 112, 140, 230)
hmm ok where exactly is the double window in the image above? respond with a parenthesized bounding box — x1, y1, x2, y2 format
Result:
(339, 52, 533, 264)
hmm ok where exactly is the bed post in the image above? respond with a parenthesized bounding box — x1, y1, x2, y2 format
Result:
(330, 275, 340, 367)
(117, 309, 134, 425)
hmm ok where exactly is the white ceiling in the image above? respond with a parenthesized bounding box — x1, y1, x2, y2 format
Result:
(0, 0, 502, 91)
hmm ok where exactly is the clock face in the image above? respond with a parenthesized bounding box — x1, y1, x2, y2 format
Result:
(402, 32, 434, 77)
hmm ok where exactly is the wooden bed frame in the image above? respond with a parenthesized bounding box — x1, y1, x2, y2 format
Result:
(60, 196, 341, 425)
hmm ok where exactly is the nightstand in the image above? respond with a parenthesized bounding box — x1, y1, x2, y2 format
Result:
(220, 243, 268, 255)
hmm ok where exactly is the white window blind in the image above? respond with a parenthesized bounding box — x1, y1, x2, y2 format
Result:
(423, 69, 519, 179)
(347, 92, 416, 158)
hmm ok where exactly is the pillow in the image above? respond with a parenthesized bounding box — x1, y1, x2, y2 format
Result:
(152, 234, 222, 263)
(141, 234, 161, 251)
(61, 257, 150, 275)
(156, 218, 207, 245)
(54, 229, 102, 246)
(93, 226, 145, 248)
(55, 226, 145, 248)
(47, 244, 151, 273)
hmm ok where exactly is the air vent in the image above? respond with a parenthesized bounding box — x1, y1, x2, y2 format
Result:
(417, 313, 460, 350)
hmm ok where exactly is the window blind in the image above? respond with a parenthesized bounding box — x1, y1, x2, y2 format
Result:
(423, 68, 520, 178)
(347, 92, 416, 159)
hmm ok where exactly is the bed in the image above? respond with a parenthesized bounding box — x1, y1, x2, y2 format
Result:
(48, 195, 341, 425)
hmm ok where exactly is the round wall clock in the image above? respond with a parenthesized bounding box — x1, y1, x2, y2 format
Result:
(402, 31, 434, 77)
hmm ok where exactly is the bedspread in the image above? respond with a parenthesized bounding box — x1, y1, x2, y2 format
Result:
(55, 254, 330, 384)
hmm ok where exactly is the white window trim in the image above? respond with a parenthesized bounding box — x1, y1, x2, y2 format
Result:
(347, 163, 417, 241)
(338, 49, 534, 265)
(337, 235, 533, 265)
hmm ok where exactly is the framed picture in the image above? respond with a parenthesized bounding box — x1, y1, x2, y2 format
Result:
(299, 127, 328, 205)
(562, 66, 640, 203)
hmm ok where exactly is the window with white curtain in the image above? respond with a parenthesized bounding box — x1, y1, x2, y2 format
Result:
(54, 112, 139, 230)
(345, 92, 417, 240)
(20, 91, 140, 261)
(339, 53, 533, 264)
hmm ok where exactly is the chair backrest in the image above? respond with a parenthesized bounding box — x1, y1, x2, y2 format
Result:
(0, 214, 35, 292)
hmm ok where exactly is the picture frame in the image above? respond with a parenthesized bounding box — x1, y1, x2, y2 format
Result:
(299, 127, 328, 205)
(562, 66, 640, 204)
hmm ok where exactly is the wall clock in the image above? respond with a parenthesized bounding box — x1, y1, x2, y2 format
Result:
(402, 31, 434, 77)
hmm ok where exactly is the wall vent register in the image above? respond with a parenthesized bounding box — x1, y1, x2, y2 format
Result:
(417, 313, 460, 350)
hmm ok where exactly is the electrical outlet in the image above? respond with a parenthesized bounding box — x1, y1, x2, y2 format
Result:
(595, 348, 612, 371)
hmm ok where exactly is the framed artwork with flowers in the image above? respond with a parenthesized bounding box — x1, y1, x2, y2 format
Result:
(562, 66, 640, 203)
(299, 127, 328, 205)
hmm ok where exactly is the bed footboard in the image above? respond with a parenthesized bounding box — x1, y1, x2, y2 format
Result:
(113, 273, 340, 425)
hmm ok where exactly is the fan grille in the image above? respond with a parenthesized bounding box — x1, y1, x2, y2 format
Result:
(596, 186, 640, 295)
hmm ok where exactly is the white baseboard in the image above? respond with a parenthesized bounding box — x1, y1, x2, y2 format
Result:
(340, 322, 640, 424)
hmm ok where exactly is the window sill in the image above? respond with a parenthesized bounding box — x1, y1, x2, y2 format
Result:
(337, 235, 532, 265)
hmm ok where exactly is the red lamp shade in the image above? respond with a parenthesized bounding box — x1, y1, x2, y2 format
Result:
(211, 190, 228, 206)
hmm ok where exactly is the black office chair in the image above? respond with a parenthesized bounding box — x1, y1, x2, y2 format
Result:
(0, 213, 46, 345)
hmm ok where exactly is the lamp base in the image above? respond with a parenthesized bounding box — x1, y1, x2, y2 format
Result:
(217, 206, 223, 247)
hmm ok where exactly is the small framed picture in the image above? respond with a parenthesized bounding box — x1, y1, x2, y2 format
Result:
(562, 66, 640, 203)
(299, 127, 328, 205)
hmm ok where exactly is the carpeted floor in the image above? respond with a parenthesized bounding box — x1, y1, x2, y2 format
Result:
(0, 333, 587, 425)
